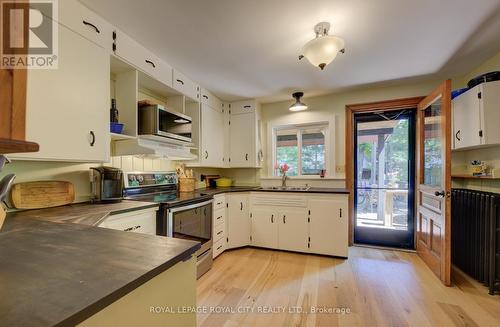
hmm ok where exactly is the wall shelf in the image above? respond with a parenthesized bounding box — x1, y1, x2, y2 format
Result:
(110, 133, 136, 141)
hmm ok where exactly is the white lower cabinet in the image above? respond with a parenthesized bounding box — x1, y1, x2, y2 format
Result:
(226, 194, 250, 249)
(98, 207, 158, 235)
(278, 208, 309, 253)
(308, 197, 348, 257)
(251, 208, 278, 248)
(214, 192, 348, 259)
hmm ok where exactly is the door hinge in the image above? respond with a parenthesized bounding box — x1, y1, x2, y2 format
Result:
(478, 92, 482, 99)
(112, 43, 116, 52)
(308, 217, 310, 223)
(479, 130, 483, 137)
(229, 120, 231, 125)
(308, 237, 311, 242)
(226, 203, 228, 208)
(308, 210, 311, 215)
(308, 242, 310, 249)
(250, 236, 252, 242)
(112, 31, 116, 40)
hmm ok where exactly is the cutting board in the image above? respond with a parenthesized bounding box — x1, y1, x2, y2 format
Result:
(10, 181, 75, 209)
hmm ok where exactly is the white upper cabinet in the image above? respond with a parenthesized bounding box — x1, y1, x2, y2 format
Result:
(172, 69, 199, 101)
(200, 103, 224, 167)
(13, 23, 110, 162)
(453, 81, 500, 150)
(229, 100, 263, 168)
(200, 88, 223, 111)
(113, 29, 172, 88)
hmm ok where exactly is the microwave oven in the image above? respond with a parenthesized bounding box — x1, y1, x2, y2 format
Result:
(138, 104, 192, 143)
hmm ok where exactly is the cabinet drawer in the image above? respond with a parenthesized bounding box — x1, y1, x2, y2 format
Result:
(213, 222, 226, 242)
(99, 208, 157, 235)
(200, 88, 223, 111)
(213, 195, 226, 211)
(58, 0, 114, 51)
(213, 208, 226, 227)
(213, 238, 226, 259)
(230, 100, 257, 114)
(172, 70, 199, 101)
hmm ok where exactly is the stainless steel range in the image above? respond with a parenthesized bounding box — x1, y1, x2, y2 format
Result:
(123, 171, 213, 278)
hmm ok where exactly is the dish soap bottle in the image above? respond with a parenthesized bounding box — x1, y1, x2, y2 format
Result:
(110, 99, 119, 123)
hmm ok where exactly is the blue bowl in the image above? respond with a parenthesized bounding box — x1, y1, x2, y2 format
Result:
(110, 122, 124, 134)
(451, 87, 468, 99)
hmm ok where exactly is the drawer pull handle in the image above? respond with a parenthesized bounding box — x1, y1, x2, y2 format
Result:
(176, 79, 184, 85)
(89, 131, 95, 146)
(244, 105, 251, 109)
(217, 202, 222, 205)
(217, 231, 223, 235)
(455, 130, 461, 141)
(217, 245, 222, 250)
(245, 153, 248, 161)
(217, 216, 222, 220)
(83, 20, 100, 33)
(339, 208, 342, 218)
(240, 202, 243, 211)
(124, 227, 133, 232)
(203, 95, 209, 100)
(145, 59, 156, 68)
(283, 215, 286, 224)
(271, 214, 274, 223)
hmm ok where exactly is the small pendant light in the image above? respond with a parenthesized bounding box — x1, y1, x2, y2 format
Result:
(289, 92, 308, 111)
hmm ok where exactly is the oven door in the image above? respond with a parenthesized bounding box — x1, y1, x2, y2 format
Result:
(167, 200, 212, 246)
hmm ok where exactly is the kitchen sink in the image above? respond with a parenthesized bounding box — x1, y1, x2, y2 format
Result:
(261, 186, 311, 191)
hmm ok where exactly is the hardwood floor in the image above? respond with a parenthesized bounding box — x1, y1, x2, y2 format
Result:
(197, 247, 500, 327)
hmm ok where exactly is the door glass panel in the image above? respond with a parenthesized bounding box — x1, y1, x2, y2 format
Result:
(423, 99, 442, 188)
(301, 129, 325, 175)
(354, 110, 415, 249)
(276, 129, 298, 176)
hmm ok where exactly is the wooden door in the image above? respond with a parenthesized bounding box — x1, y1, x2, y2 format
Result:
(251, 208, 278, 248)
(278, 208, 308, 253)
(416, 80, 452, 286)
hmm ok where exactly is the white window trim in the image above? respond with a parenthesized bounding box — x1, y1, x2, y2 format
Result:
(267, 117, 335, 178)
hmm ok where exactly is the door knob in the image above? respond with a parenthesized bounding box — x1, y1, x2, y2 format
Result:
(434, 191, 445, 197)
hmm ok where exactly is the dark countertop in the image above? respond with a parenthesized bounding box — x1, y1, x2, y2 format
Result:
(0, 216, 200, 327)
(198, 186, 350, 195)
(7, 200, 159, 226)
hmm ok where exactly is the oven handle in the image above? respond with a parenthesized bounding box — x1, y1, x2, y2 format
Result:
(168, 199, 213, 213)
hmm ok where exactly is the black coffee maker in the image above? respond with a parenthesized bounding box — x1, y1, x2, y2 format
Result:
(90, 167, 123, 203)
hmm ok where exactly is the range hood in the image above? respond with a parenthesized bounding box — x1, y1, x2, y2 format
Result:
(113, 136, 197, 160)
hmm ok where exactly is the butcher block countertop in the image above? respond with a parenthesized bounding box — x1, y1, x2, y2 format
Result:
(7, 200, 159, 226)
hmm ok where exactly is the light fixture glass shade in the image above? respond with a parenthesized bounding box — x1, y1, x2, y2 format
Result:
(302, 35, 344, 70)
(289, 92, 308, 111)
(289, 102, 308, 111)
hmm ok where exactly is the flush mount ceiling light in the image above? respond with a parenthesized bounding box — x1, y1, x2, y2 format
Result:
(299, 22, 345, 70)
(289, 92, 308, 111)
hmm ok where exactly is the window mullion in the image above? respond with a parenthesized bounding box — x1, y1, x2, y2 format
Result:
(297, 129, 302, 177)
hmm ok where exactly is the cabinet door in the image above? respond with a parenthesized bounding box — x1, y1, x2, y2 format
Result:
(278, 208, 309, 253)
(231, 100, 256, 115)
(59, 0, 114, 51)
(201, 103, 224, 167)
(480, 81, 500, 146)
(229, 112, 255, 167)
(452, 88, 481, 149)
(251, 208, 278, 248)
(309, 197, 348, 257)
(227, 194, 250, 248)
(16, 24, 109, 162)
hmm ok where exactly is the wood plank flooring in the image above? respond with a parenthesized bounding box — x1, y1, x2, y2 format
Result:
(197, 247, 500, 327)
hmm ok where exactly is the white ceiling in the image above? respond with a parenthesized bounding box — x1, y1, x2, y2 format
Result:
(82, 0, 500, 103)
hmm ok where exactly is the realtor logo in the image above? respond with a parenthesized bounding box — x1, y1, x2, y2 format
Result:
(1, 0, 58, 69)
